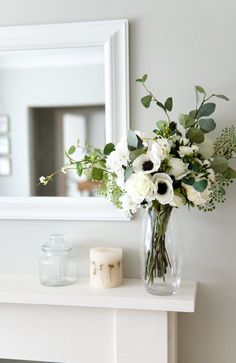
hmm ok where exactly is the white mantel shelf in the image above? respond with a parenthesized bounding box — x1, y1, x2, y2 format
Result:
(0, 274, 197, 313)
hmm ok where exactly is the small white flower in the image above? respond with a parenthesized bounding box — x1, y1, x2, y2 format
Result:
(180, 137, 190, 146)
(207, 168, 215, 182)
(125, 172, 155, 202)
(178, 146, 196, 158)
(170, 194, 186, 207)
(39, 176, 46, 185)
(168, 158, 187, 180)
(152, 173, 174, 205)
(197, 137, 215, 159)
(120, 194, 140, 213)
(183, 182, 210, 206)
(61, 167, 67, 174)
(116, 168, 125, 188)
(106, 151, 123, 172)
(106, 135, 130, 172)
(133, 153, 161, 174)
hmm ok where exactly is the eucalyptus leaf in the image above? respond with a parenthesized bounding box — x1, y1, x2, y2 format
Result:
(197, 103, 216, 119)
(195, 85, 206, 94)
(141, 95, 152, 108)
(179, 114, 195, 128)
(164, 97, 173, 112)
(189, 110, 197, 119)
(223, 166, 236, 179)
(124, 165, 133, 181)
(103, 143, 115, 155)
(214, 94, 229, 101)
(211, 157, 228, 173)
(136, 74, 148, 83)
(129, 148, 146, 162)
(199, 118, 216, 133)
(76, 161, 83, 177)
(91, 167, 103, 181)
(127, 130, 138, 151)
(182, 177, 195, 185)
(68, 145, 76, 155)
(187, 127, 205, 144)
(193, 179, 208, 192)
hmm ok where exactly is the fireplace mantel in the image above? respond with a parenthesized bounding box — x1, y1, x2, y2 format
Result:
(0, 274, 197, 363)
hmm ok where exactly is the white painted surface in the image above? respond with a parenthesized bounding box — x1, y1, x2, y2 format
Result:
(0, 1, 235, 363)
(0, 274, 196, 313)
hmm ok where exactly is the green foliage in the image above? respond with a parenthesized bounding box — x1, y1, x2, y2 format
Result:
(195, 85, 206, 94)
(68, 145, 76, 155)
(164, 97, 173, 112)
(187, 127, 205, 143)
(156, 120, 168, 131)
(76, 161, 83, 176)
(211, 156, 228, 173)
(98, 174, 124, 209)
(214, 126, 236, 159)
(129, 148, 146, 162)
(214, 94, 229, 101)
(103, 143, 115, 155)
(179, 114, 195, 128)
(193, 179, 208, 192)
(141, 95, 152, 108)
(223, 167, 236, 179)
(197, 103, 216, 119)
(91, 167, 103, 181)
(136, 74, 148, 83)
(199, 118, 216, 133)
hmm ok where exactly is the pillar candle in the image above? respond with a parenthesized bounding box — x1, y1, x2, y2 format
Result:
(90, 247, 123, 288)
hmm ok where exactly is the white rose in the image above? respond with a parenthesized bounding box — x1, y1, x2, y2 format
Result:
(168, 158, 187, 179)
(152, 173, 174, 205)
(169, 194, 186, 207)
(197, 137, 215, 159)
(125, 172, 155, 202)
(183, 183, 210, 206)
(178, 146, 196, 158)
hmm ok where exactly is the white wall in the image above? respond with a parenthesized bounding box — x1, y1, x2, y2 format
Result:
(0, 1, 235, 362)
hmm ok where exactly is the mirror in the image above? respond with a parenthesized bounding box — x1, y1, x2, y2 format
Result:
(0, 20, 129, 220)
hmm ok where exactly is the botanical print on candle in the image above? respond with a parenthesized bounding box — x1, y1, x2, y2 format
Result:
(90, 247, 123, 288)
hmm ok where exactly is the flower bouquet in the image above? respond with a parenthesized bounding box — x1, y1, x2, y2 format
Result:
(40, 75, 236, 295)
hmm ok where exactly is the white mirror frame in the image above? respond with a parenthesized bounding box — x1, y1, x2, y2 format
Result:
(0, 20, 130, 220)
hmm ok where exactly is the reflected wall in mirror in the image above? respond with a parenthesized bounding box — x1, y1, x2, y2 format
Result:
(0, 20, 129, 220)
(0, 47, 105, 197)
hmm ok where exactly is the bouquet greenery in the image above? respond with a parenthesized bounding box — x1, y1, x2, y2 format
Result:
(40, 75, 236, 286)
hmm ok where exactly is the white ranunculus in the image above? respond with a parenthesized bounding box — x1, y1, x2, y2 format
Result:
(183, 183, 210, 206)
(125, 172, 155, 202)
(106, 151, 124, 172)
(152, 173, 174, 205)
(133, 153, 161, 174)
(197, 137, 215, 159)
(180, 137, 190, 146)
(149, 138, 171, 161)
(169, 193, 186, 207)
(178, 146, 196, 158)
(120, 194, 140, 213)
(168, 158, 187, 179)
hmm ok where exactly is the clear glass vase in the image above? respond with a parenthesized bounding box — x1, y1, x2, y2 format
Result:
(141, 205, 182, 296)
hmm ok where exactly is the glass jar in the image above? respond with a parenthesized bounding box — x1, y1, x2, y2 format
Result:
(39, 234, 77, 286)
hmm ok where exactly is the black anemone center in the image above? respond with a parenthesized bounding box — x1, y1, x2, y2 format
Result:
(157, 182, 168, 195)
(142, 160, 154, 171)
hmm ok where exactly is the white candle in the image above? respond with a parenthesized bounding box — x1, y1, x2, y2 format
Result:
(90, 247, 123, 288)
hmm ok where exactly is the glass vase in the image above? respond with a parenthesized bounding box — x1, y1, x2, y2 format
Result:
(141, 205, 182, 296)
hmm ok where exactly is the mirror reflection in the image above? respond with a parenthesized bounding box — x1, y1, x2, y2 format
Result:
(0, 47, 105, 197)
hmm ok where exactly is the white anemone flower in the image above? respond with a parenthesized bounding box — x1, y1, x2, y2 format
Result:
(132, 153, 161, 174)
(152, 173, 174, 205)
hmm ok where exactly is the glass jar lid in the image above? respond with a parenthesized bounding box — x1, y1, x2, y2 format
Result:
(41, 234, 72, 253)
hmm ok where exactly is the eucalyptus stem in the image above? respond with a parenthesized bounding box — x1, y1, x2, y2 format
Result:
(142, 82, 171, 123)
